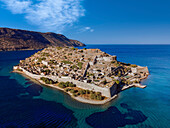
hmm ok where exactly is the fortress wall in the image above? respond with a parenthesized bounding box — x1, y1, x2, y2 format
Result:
(20, 67, 42, 79)
(51, 76, 112, 97)
(137, 66, 149, 74)
(103, 56, 117, 62)
(20, 67, 114, 97)
(109, 84, 118, 97)
(83, 63, 90, 77)
(131, 66, 149, 74)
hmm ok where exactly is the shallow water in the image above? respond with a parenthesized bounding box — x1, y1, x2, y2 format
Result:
(0, 45, 169, 128)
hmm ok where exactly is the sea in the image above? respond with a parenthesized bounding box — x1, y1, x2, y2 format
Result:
(0, 45, 169, 128)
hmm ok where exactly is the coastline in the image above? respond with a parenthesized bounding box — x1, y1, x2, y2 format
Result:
(12, 70, 118, 105)
(11, 47, 149, 105)
(12, 67, 148, 105)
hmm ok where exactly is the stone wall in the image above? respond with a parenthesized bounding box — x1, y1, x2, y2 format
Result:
(19, 67, 115, 97)
(131, 66, 149, 74)
(109, 83, 118, 97)
(137, 66, 149, 74)
(103, 56, 117, 62)
(83, 62, 90, 77)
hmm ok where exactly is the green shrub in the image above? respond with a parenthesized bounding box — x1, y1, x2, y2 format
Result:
(49, 81, 53, 84)
(58, 82, 66, 88)
(131, 64, 137, 68)
(70, 89, 75, 93)
(65, 81, 70, 87)
(73, 93, 78, 97)
(79, 50, 83, 53)
(40, 77, 56, 84)
(71, 47, 75, 50)
(96, 92, 101, 96)
(42, 69, 50, 75)
(118, 72, 122, 77)
(115, 80, 120, 85)
(77, 62, 83, 69)
(64, 56, 67, 59)
(94, 80, 99, 82)
(101, 80, 107, 85)
(82, 90, 86, 94)
(134, 80, 139, 83)
(74, 90, 78, 93)
(78, 89, 86, 95)
(71, 65, 77, 69)
(90, 93, 96, 99)
(68, 53, 72, 55)
(68, 82, 76, 87)
(57, 47, 62, 50)
(86, 90, 90, 94)
(127, 81, 132, 85)
(58, 84, 65, 88)
(96, 95, 102, 100)
(111, 61, 116, 63)
(17, 69, 23, 72)
(41, 57, 46, 60)
(58, 81, 76, 88)
(65, 88, 70, 92)
(42, 52, 49, 57)
(90, 91, 95, 94)
(61, 61, 73, 64)
(79, 90, 84, 95)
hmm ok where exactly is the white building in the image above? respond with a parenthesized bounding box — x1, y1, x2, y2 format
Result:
(34, 59, 38, 63)
(103, 56, 117, 62)
(13, 66, 19, 70)
(42, 61, 48, 66)
(131, 67, 137, 73)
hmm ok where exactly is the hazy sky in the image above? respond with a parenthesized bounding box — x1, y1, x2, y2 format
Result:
(0, 0, 170, 44)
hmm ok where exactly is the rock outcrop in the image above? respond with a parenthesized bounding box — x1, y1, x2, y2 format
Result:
(0, 27, 85, 51)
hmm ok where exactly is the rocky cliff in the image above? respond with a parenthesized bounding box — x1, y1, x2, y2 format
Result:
(0, 28, 85, 51)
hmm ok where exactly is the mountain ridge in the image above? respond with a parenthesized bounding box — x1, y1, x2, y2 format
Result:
(0, 27, 85, 51)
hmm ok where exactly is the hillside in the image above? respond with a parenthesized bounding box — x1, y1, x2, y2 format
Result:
(0, 28, 85, 51)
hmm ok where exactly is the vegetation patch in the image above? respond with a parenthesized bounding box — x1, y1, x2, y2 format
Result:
(61, 61, 73, 64)
(131, 64, 137, 68)
(40, 77, 57, 84)
(17, 69, 23, 72)
(58, 81, 76, 88)
(77, 62, 83, 69)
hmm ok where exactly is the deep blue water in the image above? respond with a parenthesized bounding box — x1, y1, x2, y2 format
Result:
(0, 45, 169, 128)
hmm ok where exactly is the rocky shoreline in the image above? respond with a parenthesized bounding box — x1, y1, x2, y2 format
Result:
(12, 69, 148, 105)
(12, 68, 148, 105)
(12, 70, 118, 105)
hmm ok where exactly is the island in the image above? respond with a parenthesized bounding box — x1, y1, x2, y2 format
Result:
(13, 47, 149, 104)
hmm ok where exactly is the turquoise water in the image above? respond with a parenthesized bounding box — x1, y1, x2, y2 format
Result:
(0, 45, 169, 128)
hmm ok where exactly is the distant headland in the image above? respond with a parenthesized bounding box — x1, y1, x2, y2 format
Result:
(13, 47, 149, 104)
(0, 27, 85, 51)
